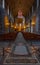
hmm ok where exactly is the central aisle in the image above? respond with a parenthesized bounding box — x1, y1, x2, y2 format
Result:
(12, 32, 28, 55)
(14, 43, 28, 55)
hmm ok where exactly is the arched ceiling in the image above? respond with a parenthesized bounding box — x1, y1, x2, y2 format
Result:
(5, 0, 34, 17)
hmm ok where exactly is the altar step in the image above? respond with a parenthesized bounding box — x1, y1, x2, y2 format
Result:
(4, 53, 38, 64)
(3, 63, 40, 65)
(4, 58, 38, 64)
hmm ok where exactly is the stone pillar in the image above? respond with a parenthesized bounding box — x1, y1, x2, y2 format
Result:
(7, 6, 10, 15)
(36, 11, 40, 33)
(3, 48, 5, 56)
(31, 25, 33, 33)
(38, 8, 40, 33)
(0, 0, 2, 5)
(2, 0, 5, 8)
(30, 19, 32, 32)
(36, 14, 39, 33)
(36, 0, 40, 33)
(37, 0, 39, 8)
(32, 6, 33, 15)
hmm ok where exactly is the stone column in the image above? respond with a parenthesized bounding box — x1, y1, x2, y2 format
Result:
(32, 6, 33, 15)
(30, 19, 32, 32)
(37, 0, 39, 8)
(7, 6, 10, 15)
(0, 0, 2, 5)
(2, 0, 5, 8)
(38, 8, 40, 33)
(36, 14, 39, 33)
(36, 0, 40, 33)
(36, 11, 40, 33)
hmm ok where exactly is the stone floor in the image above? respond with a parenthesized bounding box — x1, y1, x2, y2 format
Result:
(0, 32, 40, 65)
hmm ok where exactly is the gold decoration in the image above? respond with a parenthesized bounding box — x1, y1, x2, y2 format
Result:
(4, 16, 9, 28)
(13, 18, 27, 31)
(15, 18, 23, 23)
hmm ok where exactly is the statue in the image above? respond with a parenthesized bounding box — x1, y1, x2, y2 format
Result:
(17, 10, 25, 24)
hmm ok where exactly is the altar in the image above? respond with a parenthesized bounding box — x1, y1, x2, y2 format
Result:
(13, 10, 27, 31)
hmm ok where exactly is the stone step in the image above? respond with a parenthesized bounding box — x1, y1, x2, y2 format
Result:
(4, 58, 38, 63)
(3, 63, 40, 65)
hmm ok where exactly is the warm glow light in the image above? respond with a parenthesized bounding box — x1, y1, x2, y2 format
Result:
(5, 23, 10, 25)
(23, 24, 26, 29)
(14, 24, 17, 29)
(13, 21, 27, 31)
(14, 26, 16, 29)
(11, 23, 14, 28)
(11, 25, 13, 28)
(27, 23, 30, 27)
(31, 21, 35, 25)
(4, 16, 9, 28)
(32, 16, 36, 26)
(18, 24, 21, 31)
(24, 26, 26, 29)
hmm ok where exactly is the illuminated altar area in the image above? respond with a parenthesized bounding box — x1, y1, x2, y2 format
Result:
(13, 10, 27, 31)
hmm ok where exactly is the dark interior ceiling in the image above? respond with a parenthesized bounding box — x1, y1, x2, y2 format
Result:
(5, 0, 35, 17)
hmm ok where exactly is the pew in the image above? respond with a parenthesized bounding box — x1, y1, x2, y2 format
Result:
(22, 32, 40, 40)
(0, 32, 18, 41)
